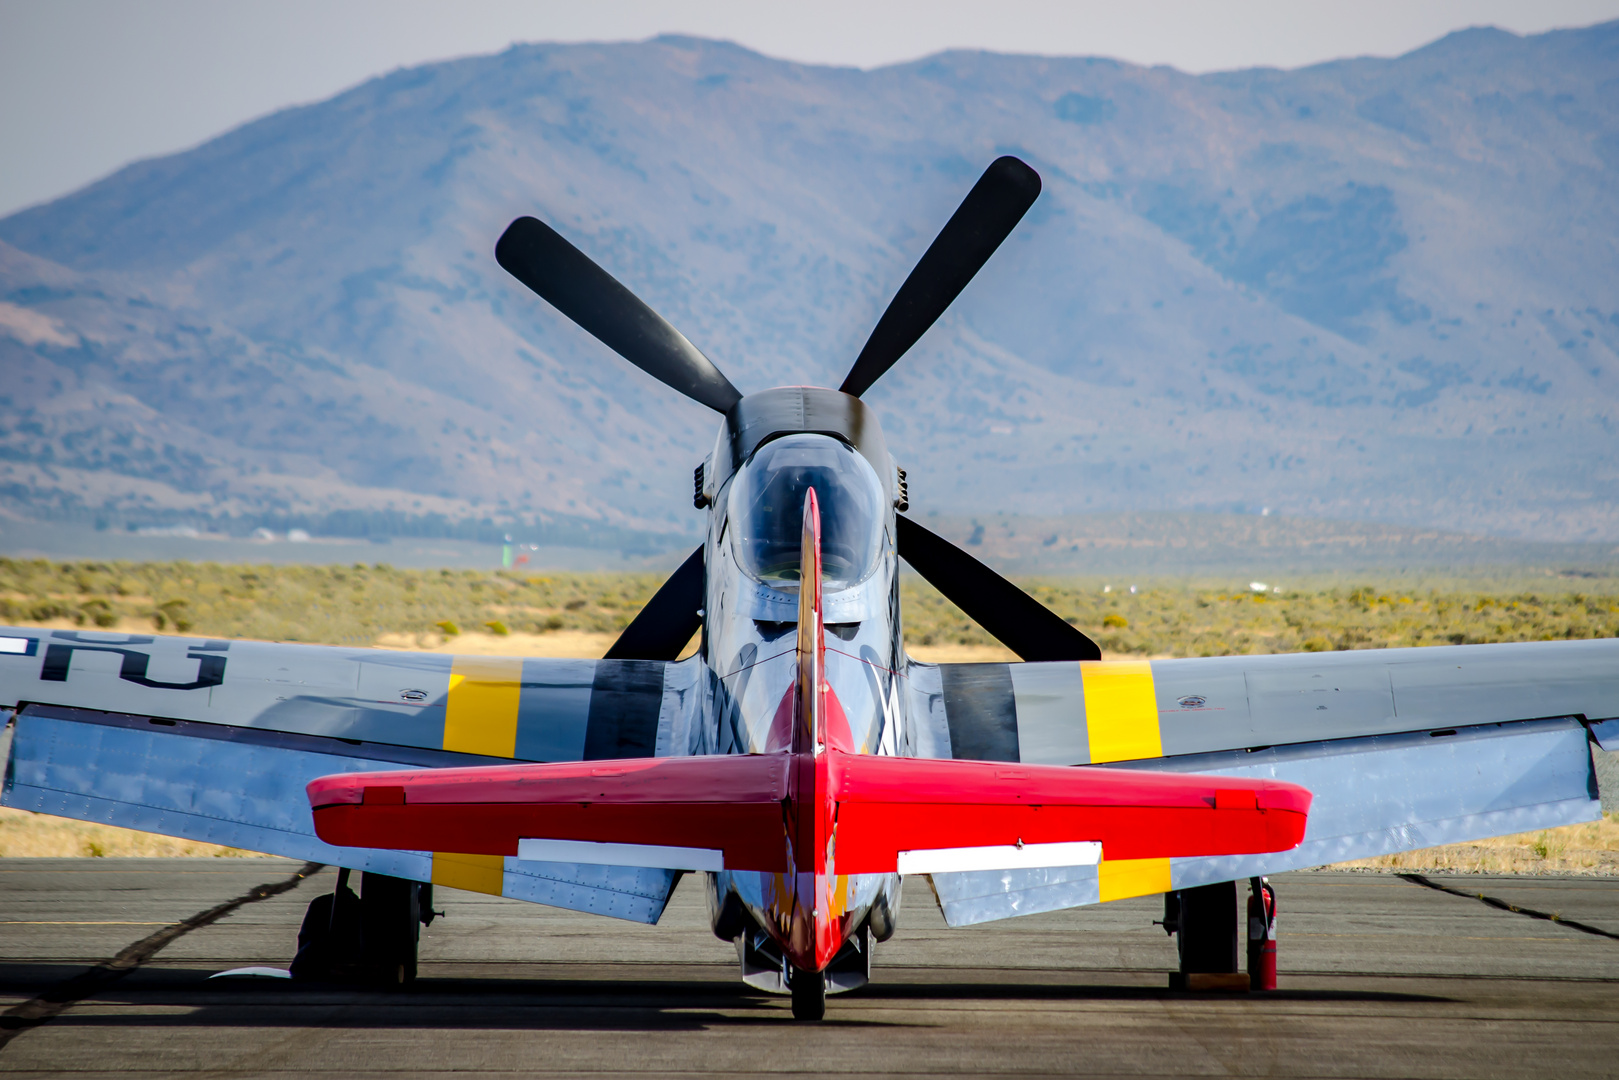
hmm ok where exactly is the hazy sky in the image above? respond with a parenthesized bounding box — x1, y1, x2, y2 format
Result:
(3, 0, 1617, 218)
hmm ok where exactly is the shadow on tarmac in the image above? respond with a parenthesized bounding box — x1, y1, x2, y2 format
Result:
(0, 962, 1451, 1035)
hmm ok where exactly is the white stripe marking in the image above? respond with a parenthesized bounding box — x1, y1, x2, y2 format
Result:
(0, 637, 30, 654)
(896, 841, 1103, 876)
(517, 837, 723, 872)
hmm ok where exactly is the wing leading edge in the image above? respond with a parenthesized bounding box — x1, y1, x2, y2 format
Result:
(912, 642, 1614, 923)
(0, 627, 705, 922)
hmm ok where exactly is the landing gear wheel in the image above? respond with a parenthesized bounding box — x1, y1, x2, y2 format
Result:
(1176, 881, 1239, 976)
(359, 871, 421, 985)
(289, 869, 428, 985)
(790, 967, 826, 1021)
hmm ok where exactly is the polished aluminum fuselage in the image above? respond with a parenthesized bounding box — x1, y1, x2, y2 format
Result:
(694, 408, 908, 987)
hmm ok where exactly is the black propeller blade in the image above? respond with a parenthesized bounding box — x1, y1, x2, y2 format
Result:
(603, 546, 706, 661)
(839, 156, 1042, 399)
(896, 515, 1100, 663)
(496, 217, 743, 413)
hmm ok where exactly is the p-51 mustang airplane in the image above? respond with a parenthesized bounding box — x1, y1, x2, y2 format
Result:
(3, 158, 1615, 1020)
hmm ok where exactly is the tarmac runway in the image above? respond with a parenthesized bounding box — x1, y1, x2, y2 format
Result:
(1, 859, 1616, 1078)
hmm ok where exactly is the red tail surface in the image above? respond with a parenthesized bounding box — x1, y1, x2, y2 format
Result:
(309, 752, 1310, 873)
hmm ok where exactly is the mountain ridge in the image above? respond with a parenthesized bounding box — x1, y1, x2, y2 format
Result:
(2, 23, 1616, 541)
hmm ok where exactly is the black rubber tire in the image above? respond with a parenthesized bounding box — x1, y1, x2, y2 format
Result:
(359, 872, 420, 985)
(1177, 881, 1239, 974)
(790, 968, 826, 1021)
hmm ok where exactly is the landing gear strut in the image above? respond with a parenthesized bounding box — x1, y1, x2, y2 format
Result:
(289, 868, 434, 984)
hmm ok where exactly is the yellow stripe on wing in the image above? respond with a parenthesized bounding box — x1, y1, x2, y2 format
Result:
(431, 852, 506, 896)
(443, 655, 523, 758)
(1097, 857, 1172, 902)
(1082, 663, 1168, 902)
(435, 655, 524, 895)
(1080, 660, 1162, 764)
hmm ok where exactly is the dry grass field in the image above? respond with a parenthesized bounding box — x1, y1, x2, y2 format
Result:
(3, 557, 1617, 871)
(0, 806, 258, 858)
(4, 557, 1618, 657)
(1331, 813, 1619, 875)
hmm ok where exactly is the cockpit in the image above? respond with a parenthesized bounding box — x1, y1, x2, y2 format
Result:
(728, 433, 887, 593)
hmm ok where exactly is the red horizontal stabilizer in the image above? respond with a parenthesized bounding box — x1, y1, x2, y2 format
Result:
(823, 753, 1310, 873)
(309, 753, 795, 871)
(309, 750, 1309, 875)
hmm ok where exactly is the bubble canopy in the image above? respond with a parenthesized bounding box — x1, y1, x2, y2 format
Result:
(729, 433, 887, 591)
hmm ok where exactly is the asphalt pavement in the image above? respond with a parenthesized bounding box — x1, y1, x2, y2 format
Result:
(1, 859, 1616, 1077)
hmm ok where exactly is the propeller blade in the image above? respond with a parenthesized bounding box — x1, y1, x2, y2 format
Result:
(896, 515, 1100, 663)
(603, 545, 705, 661)
(839, 156, 1042, 399)
(496, 217, 743, 413)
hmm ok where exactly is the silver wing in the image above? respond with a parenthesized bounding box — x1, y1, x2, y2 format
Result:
(909, 640, 1618, 924)
(0, 627, 705, 922)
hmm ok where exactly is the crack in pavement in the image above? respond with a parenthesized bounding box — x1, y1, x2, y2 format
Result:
(1398, 872, 1619, 941)
(0, 861, 324, 1051)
